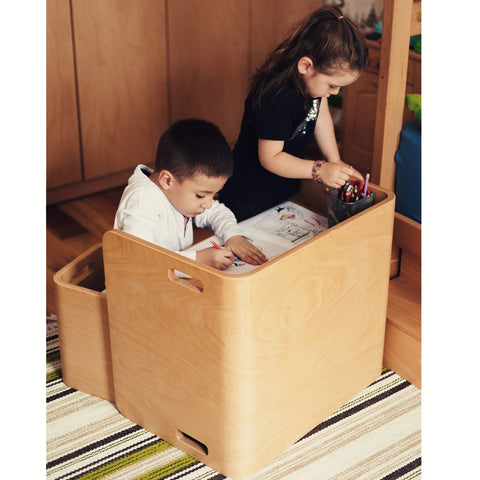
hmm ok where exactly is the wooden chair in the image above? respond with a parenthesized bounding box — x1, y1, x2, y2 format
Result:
(371, 0, 422, 388)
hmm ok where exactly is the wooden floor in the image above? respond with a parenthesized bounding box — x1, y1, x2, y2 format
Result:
(47, 187, 125, 316)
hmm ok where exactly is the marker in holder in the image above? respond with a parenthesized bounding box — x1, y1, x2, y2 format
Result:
(325, 178, 374, 227)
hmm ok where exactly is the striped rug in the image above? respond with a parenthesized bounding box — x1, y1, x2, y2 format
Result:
(47, 318, 421, 480)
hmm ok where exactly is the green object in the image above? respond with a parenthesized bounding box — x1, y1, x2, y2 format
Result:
(409, 34, 421, 48)
(405, 94, 421, 122)
(413, 36, 421, 54)
(328, 93, 342, 109)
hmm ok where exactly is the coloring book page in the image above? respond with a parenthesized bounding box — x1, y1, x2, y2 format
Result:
(189, 201, 328, 275)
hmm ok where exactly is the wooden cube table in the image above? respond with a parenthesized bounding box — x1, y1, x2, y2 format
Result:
(102, 182, 395, 478)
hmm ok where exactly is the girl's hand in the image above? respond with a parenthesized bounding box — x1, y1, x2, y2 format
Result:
(315, 161, 363, 188)
(225, 236, 268, 266)
(336, 160, 363, 182)
(196, 247, 234, 270)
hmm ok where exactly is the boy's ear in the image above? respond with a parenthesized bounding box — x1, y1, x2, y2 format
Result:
(157, 170, 175, 190)
(297, 56, 314, 75)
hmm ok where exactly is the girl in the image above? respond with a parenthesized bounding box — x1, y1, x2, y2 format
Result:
(220, 6, 368, 221)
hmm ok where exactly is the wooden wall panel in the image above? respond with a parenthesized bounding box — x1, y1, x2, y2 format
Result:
(47, 0, 82, 189)
(47, 0, 325, 201)
(249, 0, 323, 73)
(168, 0, 250, 144)
(168, 0, 322, 145)
(72, 0, 168, 180)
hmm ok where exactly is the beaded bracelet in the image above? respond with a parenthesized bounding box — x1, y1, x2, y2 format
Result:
(312, 160, 325, 183)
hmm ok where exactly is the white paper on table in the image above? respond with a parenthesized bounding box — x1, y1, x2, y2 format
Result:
(188, 201, 328, 275)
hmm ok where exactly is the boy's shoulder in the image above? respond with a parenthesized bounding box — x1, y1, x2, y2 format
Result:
(128, 164, 154, 182)
(122, 165, 164, 204)
(126, 165, 156, 190)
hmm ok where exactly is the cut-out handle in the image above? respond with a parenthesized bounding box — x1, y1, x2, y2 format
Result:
(168, 269, 204, 292)
(176, 430, 208, 456)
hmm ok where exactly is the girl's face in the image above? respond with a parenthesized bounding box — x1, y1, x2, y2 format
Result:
(301, 64, 360, 98)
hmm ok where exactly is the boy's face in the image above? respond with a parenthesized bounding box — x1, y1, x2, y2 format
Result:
(161, 172, 229, 218)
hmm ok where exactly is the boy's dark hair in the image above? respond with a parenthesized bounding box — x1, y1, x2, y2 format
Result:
(250, 6, 368, 110)
(154, 118, 233, 181)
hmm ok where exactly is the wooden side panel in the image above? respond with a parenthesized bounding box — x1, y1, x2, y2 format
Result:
(47, 0, 82, 189)
(387, 261, 421, 339)
(103, 232, 253, 474)
(72, 0, 168, 179)
(243, 186, 395, 468)
(168, 0, 249, 144)
(384, 213, 421, 389)
(393, 212, 421, 258)
(384, 318, 421, 389)
(54, 244, 115, 402)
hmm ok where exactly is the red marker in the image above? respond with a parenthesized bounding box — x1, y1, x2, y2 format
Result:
(210, 240, 222, 250)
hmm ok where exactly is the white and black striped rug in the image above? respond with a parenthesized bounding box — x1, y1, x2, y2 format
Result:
(47, 319, 421, 480)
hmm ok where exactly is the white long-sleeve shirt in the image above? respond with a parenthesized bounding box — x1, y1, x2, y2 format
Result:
(113, 164, 242, 261)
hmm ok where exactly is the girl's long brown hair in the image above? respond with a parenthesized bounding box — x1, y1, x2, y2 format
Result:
(250, 6, 368, 110)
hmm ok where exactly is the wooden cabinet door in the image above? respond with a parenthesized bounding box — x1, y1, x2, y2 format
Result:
(168, 0, 250, 145)
(342, 51, 420, 175)
(342, 71, 379, 175)
(47, 0, 82, 189)
(72, 0, 168, 180)
(168, 0, 323, 146)
(250, 0, 324, 72)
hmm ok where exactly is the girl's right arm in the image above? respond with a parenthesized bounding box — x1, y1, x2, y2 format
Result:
(258, 138, 353, 188)
(258, 138, 315, 178)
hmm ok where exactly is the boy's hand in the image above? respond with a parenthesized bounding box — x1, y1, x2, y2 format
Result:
(196, 247, 234, 270)
(317, 160, 363, 188)
(225, 236, 268, 266)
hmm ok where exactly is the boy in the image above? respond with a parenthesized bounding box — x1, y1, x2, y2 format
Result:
(114, 118, 267, 270)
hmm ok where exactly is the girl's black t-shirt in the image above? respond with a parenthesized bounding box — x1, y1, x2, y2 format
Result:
(220, 85, 321, 221)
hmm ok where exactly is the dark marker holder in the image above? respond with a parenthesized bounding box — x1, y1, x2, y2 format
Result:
(325, 189, 374, 227)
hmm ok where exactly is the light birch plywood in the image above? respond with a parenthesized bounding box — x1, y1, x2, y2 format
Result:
(102, 182, 394, 478)
(385, 215, 421, 388)
(54, 244, 115, 402)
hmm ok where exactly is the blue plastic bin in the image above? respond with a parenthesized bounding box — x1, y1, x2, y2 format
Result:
(394, 119, 421, 222)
